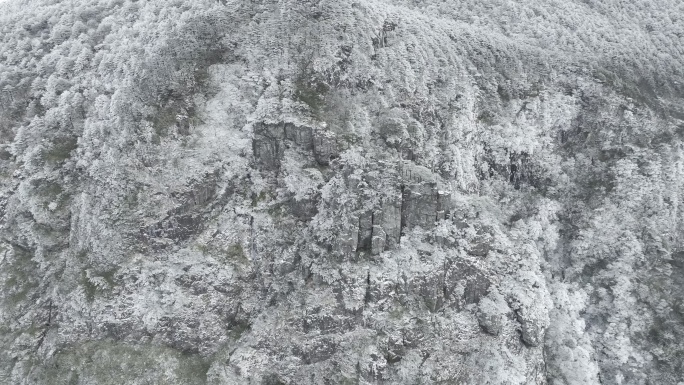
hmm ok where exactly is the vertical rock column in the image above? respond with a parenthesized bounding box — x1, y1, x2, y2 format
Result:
(380, 193, 402, 250)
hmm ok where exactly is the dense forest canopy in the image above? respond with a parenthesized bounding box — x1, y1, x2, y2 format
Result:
(0, 0, 683, 384)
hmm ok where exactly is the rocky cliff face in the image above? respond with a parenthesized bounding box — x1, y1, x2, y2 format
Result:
(1, 0, 683, 384)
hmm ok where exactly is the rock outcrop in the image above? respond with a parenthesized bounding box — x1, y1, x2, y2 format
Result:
(1, 0, 684, 384)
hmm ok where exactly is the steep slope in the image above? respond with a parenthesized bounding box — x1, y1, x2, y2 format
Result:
(1, 0, 683, 384)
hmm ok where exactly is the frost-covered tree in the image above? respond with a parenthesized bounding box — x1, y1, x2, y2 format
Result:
(1, 0, 683, 384)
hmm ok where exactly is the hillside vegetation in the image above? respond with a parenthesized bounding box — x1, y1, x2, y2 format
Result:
(1, 0, 683, 384)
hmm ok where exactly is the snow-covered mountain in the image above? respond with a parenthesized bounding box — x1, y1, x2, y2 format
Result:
(1, 0, 683, 384)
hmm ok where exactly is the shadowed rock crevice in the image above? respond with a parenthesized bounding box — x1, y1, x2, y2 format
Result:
(2, 0, 684, 384)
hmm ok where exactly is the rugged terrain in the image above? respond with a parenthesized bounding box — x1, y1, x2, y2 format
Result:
(1, 0, 684, 384)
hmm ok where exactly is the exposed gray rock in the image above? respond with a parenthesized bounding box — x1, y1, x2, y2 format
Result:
(1, 0, 684, 384)
(370, 225, 386, 255)
(517, 308, 546, 348)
